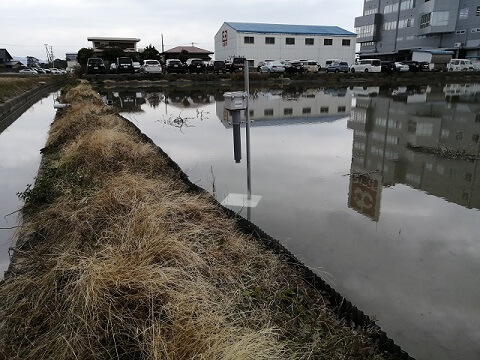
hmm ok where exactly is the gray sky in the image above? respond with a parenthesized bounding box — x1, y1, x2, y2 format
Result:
(1, 0, 362, 60)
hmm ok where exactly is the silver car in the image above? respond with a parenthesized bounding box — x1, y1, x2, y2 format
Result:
(259, 61, 285, 73)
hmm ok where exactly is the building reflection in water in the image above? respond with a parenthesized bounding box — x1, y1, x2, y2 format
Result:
(217, 87, 352, 128)
(348, 84, 480, 220)
(101, 91, 146, 112)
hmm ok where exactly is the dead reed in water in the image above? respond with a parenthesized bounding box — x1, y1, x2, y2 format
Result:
(0, 82, 392, 359)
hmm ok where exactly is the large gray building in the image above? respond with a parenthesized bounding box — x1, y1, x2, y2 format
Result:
(355, 0, 480, 61)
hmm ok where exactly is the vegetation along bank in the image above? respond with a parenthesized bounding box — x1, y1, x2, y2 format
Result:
(0, 81, 401, 359)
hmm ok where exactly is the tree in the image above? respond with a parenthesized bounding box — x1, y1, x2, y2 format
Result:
(77, 48, 94, 66)
(140, 44, 160, 61)
(102, 47, 125, 64)
(178, 49, 190, 63)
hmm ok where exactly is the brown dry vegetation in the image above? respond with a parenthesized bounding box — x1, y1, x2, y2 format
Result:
(0, 81, 394, 359)
(0, 76, 55, 103)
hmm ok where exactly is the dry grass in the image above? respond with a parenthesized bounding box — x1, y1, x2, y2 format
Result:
(0, 83, 393, 359)
(0, 76, 54, 102)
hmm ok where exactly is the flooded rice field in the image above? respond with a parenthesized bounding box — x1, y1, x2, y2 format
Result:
(1, 84, 479, 360)
(0, 92, 58, 278)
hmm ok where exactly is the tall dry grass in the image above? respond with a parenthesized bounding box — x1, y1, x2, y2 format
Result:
(0, 83, 391, 359)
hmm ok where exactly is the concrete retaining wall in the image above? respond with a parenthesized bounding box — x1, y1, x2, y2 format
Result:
(0, 80, 64, 133)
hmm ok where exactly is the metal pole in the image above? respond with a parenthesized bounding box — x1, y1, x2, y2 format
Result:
(244, 59, 251, 200)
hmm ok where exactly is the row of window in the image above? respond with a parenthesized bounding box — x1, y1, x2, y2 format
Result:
(256, 106, 346, 117)
(363, 4, 480, 19)
(244, 36, 351, 46)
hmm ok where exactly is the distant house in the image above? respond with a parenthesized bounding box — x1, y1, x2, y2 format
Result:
(0, 49, 13, 65)
(162, 46, 213, 61)
(87, 37, 141, 55)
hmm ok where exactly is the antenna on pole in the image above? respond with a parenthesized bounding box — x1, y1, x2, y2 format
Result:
(44, 44, 54, 67)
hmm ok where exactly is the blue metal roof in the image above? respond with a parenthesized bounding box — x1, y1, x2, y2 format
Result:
(225, 22, 355, 36)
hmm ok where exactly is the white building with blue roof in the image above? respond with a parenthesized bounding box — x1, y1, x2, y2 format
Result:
(214, 22, 357, 67)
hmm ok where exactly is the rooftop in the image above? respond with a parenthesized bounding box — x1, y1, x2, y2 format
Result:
(164, 46, 213, 54)
(225, 22, 356, 36)
(87, 37, 141, 42)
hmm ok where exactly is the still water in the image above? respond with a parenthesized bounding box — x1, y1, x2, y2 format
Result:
(105, 84, 480, 360)
(0, 93, 57, 280)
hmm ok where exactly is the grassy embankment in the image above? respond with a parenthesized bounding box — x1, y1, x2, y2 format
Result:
(0, 76, 56, 103)
(0, 81, 394, 359)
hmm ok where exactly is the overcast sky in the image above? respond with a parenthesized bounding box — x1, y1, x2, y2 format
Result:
(1, 0, 362, 60)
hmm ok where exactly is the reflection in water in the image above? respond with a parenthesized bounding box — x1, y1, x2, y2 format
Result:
(348, 171, 382, 221)
(217, 88, 351, 128)
(349, 84, 480, 214)
(96, 84, 480, 360)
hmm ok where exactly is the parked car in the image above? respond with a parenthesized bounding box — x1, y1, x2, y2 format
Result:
(284, 60, 305, 74)
(19, 68, 38, 75)
(141, 59, 162, 74)
(50, 68, 61, 74)
(325, 59, 343, 68)
(325, 61, 349, 73)
(86, 58, 106, 74)
(165, 59, 187, 73)
(34, 67, 46, 74)
(133, 62, 141, 73)
(300, 60, 319, 73)
(350, 59, 381, 73)
(259, 60, 285, 73)
(394, 62, 410, 72)
(447, 59, 474, 71)
(116, 57, 135, 74)
(225, 57, 246, 72)
(381, 61, 395, 73)
(212, 60, 226, 73)
(185, 58, 206, 73)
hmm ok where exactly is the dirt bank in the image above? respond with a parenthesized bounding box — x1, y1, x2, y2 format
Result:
(0, 81, 400, 359)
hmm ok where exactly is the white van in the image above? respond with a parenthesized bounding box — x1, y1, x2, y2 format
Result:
(350, 59, 382, 73)
(447, 59, 474, 71)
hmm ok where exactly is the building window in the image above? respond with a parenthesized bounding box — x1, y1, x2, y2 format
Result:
(286, 37, 295, 45)
(342, 39, 351, 46)
(364, 8, 378, 15)
(320, 106, 329, 113)
(420, 13, 431, 28)
(456, 29, 466, 35)
(265, 37, 275, 44)
(399, 18, 415, 28)
(476, 114, 480, 122)
(383, 21, 397, 31)
(400, 0, 414, 11)
(305, 38, 314, 45)
(459, 8, 469, 20)
(338, 106, 346, 113)
(302, 107, 312, 114)
(477, 6, 480, 16)
(384, 3, 399, 14)
(264, 109, 274, 116)
(244, 36, 254, 44)
(432, 11, 449, 26)
(284, 108, 293, 115)
(356, 24, 375, 38)
(324, 39, 333, 46)
(249, 109, 254, 117)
